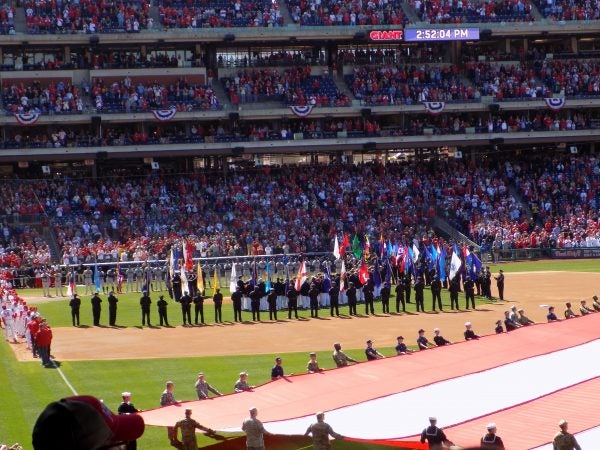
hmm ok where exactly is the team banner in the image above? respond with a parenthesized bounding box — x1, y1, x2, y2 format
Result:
(14, 112, 41, 126)
(289, 105, 314, 118)
(423, 102, 445, 114)
(544, 97, 566, 111)
(151, 107, 177, 122)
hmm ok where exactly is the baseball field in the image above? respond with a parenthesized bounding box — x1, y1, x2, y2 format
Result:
(2, 259, 600, 449)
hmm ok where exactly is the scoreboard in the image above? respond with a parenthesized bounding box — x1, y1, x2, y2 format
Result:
(369, 28, 480, 42)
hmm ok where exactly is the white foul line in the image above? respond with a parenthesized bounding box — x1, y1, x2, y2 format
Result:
(51, 358, 79, 395)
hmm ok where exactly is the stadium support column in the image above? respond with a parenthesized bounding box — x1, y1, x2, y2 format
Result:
(64, 46, 70, 63)
(571, 37, 578, 53)
(326, 42, 337, 69)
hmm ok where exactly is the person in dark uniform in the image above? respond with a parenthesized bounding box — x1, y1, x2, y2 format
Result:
(380, 280, 391, 314)
(464, 276, 475, 310)
(157, 295, 170, 327)
(250, 286, 262, 321)
(475, 269, 483, 296)
(547, 305, 560, 322)
(404, 272, 412, 303)
(395, 277, 406, 312)
(271, 356, 284, 380)
(287, 285, 299, 319)
(329, 281, 340, 317)
(449, 276, 460, 310)
(231, 286, 243, 322)
(414, 275, 425, 312)
(346, 282, 357, 316)
(213, 288, 223, 323)
(180, 291, 192, 326)
(364, 339, 384, 360)
(420, 417, 455, 450)
(300, 279, 311, 310)
(417, 329, 434, 350)
(494, 270, 505, 301)
(118, 392, 140, 450)
(481, 422, 505, 450)
(140, 291, 151, 326)
(192, 291, 204, 325)
(69, 294, 81, 326)
(363, 278, 375, 315)
(171, 272, 182, 301)
(430, 275, 442, 311)
(308, 283, 320, 318)
(464, 321, 480, 340)
(91, 292, 102, 326)
(108, 290, 118, 326)
(433, 328, 451, 346)
(267, 288, 278, 321)
(484, 267, 492, 299)
(495, 320, 504, 333)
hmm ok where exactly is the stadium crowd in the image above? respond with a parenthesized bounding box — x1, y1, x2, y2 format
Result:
(345, 63, 478, 105)
(222, 68, 351, 106)
(24, 0, 151, 34)
(157, 0, 284, 28)
(412, 0, 533, 23)
(286, 0, 408, 26)
(91, 77, 221, 113)
(0, 155, 598, 268)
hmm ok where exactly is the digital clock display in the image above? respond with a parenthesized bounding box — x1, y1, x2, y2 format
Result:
(404, 28, 480, 41)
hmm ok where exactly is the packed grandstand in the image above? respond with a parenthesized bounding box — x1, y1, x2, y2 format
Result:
(0, 0, 597, 288)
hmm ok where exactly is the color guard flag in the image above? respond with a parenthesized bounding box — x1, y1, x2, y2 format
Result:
(438, 245, 447, 281)
(183, 239, 194, 271)
(449, 244, 462, 280)
(352, 234, 362, 259)
(333, 235, 341, 260)
(358, 262, 369, 285)
(229, 263, 237, 294)
(181, 267, 190, 295)
(196, 262, 204, 294)
(265, 262, 272, 292)
(295, 260, 307, 291)
(340, 234, 350, 257)
(340, 260, 347, 293)
(411, 243, 420, 264)
(66, 271, 76, 297)
(142, 268, 151, 293)
(364, 235, 371, 260)
(373, 259, 381, 288)
(213, 268, 220, 292)
(94, 264, 101, 293)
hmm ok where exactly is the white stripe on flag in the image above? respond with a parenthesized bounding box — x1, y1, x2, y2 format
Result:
(259, 339, 600, 439)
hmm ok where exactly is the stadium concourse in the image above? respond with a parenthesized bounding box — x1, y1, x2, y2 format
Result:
(140, 313, 600, 448)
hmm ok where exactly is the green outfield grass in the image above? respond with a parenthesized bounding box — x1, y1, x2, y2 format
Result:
(3, 259, 599, 449)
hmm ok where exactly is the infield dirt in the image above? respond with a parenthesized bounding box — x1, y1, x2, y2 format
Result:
(11, 271, 600, 361)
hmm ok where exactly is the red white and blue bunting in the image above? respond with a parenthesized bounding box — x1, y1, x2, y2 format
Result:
(14, 112, 40, 126)
(289, 105, 314, 118)
(544, 97, 566, 111)
(151, 107, 177, 122)
(423, 102, 445, 115)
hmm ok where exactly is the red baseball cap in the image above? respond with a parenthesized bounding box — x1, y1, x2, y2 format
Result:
(32, 395, 145, 449)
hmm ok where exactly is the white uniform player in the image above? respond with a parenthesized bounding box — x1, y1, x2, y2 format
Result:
(1, 305, 18, 342)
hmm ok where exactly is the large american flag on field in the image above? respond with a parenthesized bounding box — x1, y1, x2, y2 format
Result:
(141, 314, 600, 449)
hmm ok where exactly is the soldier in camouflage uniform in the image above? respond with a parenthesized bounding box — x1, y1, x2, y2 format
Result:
(304, 412, 344, 450)
(172, 408, 214, 450)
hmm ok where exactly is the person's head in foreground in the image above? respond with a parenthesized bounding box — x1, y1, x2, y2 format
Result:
(32, 395, 144, 450)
